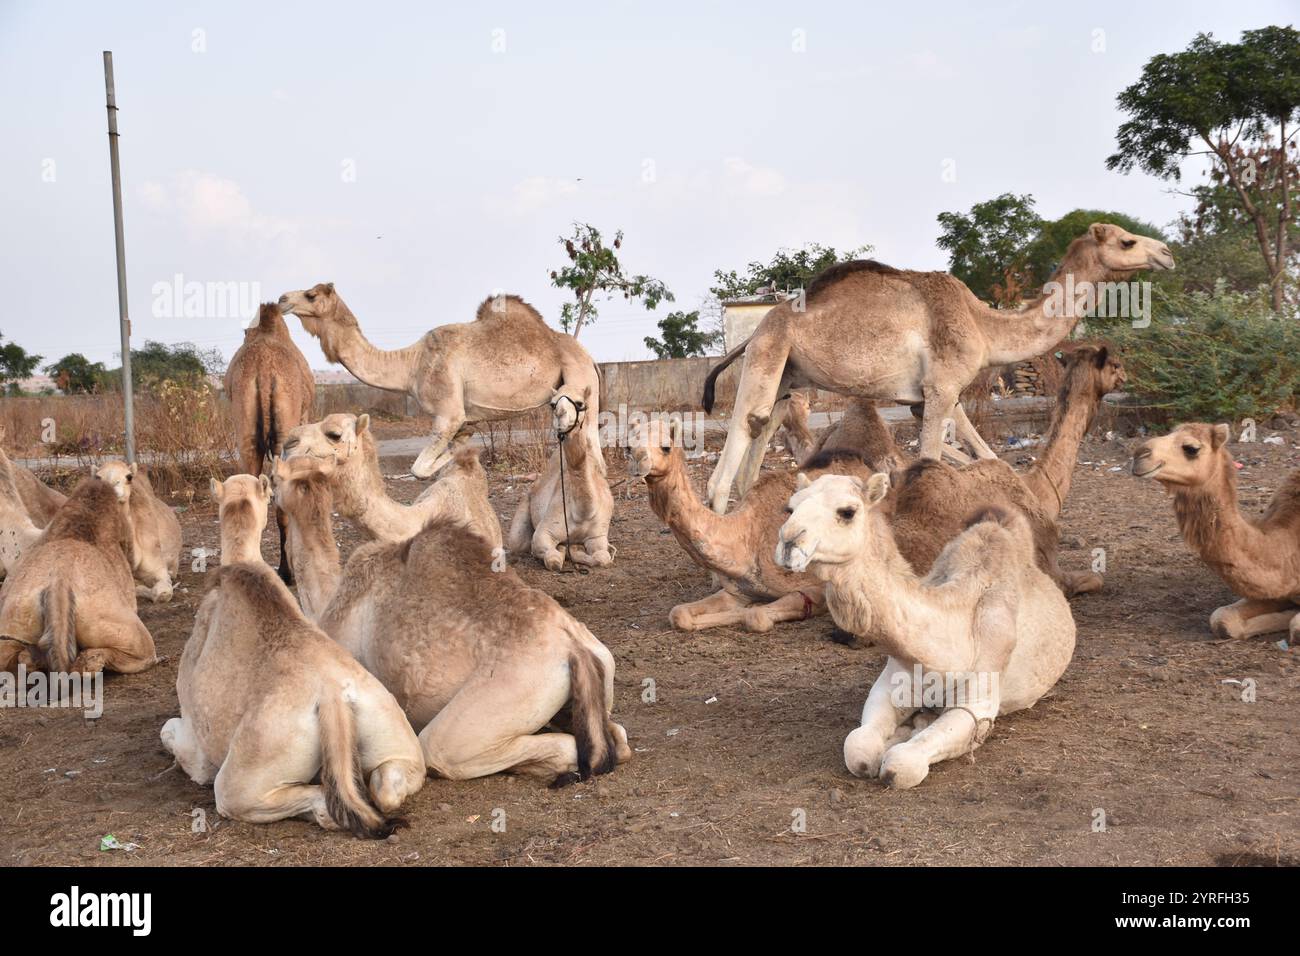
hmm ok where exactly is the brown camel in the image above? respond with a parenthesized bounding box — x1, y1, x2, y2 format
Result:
(96, 461, 183, 603)
(282, 412, 504, 554)
(224, 301, 315, 584)
(702, 223, 1173, 512)
(161, 492, 423, 836)
(1132, 422, 1300, 640)
(274, 456, 630, 783)
(0, 479, 155, 676)
(277, 283, 604, 480)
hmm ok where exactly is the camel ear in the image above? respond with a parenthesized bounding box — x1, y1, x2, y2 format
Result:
(865, 472, 890, 505)
(1211, 423, 1231, 449)
(272, 457, 290, 482)
(1090, 223, 1110, 244)
(356, 413, 370, 435)
(259, 474, 273, 500)
(668, 417, 681, 446)
(1093, 346, 1109, 369)
(325, 282, 335, 293)
(209, 478, 223, 502)
(795, 472, 811, 490)
(129, 462, 138, 477)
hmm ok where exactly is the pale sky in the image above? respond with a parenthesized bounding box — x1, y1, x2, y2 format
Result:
(1, 1, 1293, 372)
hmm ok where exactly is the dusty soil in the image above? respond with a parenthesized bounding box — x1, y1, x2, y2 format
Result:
(2, 430, 1297, 867)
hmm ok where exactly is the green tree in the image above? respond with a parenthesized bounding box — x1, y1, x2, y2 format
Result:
(644, 310, 716, 359)
(45, 353, 107, 393)
(550, 223, 673, 338)
(708, 243, 873, 300)
(936, 193, 1042, 305)
(100, 340, 224, 389)
(0, 332, 42, 394)
(1021, 208, 1166, 289)
(1107, 26, 1300, 311)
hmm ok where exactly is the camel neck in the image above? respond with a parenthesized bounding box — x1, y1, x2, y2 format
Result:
(1026, 377, 1102, 520)
(645, 452, 744, 577)
(334, 437, 411, 539)
(329, 305, 423, 392)
(1172, 468, 1253, 565)
(284, 497, 342, 619)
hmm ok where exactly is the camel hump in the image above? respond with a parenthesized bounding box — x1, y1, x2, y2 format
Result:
(805, 259, 901, 301)
(474, 294, 549, 327)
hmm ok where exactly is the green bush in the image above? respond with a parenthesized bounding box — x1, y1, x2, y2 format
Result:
(1101, 286, 1300, 424)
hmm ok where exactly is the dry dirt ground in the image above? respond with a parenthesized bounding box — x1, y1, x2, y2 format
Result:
(2, 430, 1297, 867)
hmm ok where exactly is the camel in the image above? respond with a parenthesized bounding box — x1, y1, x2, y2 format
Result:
(96, 461, 182, 603)
(0, 446, 67, 577)
(1132, 422, 1300, 641)
(776, 390, 818, 462)
(273, 455, 631, 783)
(282, 412, 504, 555)
(0, 479, 155, 676)
(161, 485, 424, 836)
(507, 384, 614, 571)
(776, 473, 1075, 788)
(628, 418, 879, 631)
(278, 283, 604, 480)
(224, 302, 316, 584)
(702, 223, 1174, 512)
(209, 474, 273, 565)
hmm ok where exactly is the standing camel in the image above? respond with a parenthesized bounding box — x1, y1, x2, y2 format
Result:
(277, 283, 604, 480)
(225, 302, 315, 584)
(702, 223, 1173, 512)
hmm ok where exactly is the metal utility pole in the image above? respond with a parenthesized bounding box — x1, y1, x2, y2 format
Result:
(103, 50, 135, 463)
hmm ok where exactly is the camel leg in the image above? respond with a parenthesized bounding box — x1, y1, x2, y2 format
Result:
(530, 527, 566, 572)
(136, 571, 174, 604)
(1209, 598, 1298, 639)
(879, 699, 999, 789)
(917, 383, 960, 461)
(411, 409, 466, 480)
(844, 658, 917, 778)
(950, 402, 999, 460)
(70, 613, 156, 675)
(572, 535, 613, 568)
(669, 589, 751, 631)
(739, 589, 823, 633)
(161, 716, 220, 786)
(736, 397, 789, 499)
(212, 710, 334, 827)
(275, 504, 294, 586)
(706, 343, 790, 513)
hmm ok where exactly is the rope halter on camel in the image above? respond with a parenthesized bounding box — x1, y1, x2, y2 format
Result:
(550, 393, 588, 574)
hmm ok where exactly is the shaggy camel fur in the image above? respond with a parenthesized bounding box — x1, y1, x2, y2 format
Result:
(0, 479, 155, 676)
(507, 384, 614, 570)
(225, 302, 315, 584)
(278, 283, 604, 480)
(0, 446, 66, 576)
(282, 412, 503, 555)
(274, 457, 631, 783)
(776, 390, 818, 462)
(628, 418, 876, 632)
(209, 474, 273, 565)
(96, 461, 182, 603)
(703, 223, 1173, 512)
(162, 562, 424, 837)
(776, 473, 1075, 788)
(1133, 422, 1300, 640)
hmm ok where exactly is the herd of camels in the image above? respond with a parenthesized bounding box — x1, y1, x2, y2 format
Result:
(1, 221, 1294, 835)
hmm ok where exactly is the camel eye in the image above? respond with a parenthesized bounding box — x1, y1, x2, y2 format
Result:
(125, 473, 133, 483)
(1182, 444, 1200, 458)
(305, 292, 316, 302)
(836, 506, 857, 521)
(659, 445, 671, 454)
(1121, 239, 1137, 249)
(783, 506, 793, 515)
(325, 431, 342, 442)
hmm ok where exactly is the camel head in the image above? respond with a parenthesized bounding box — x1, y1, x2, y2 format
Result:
(282, 413, 370, 472)
(1056, 344, 1126, 399)
(271, 455, 333, 517)
(776, 471, 891, 574)
(1131, 422, 1232, 488)
(210, 474, 272, 521)
(277, 282, 351, 361)
(627, 418, 682, 480)
(551, 384, 592, 438)
(95, 460, 138, 503)
(1068, 224, 1175, 279)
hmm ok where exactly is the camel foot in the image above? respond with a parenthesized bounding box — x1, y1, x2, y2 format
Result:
(549, 771, 583, 790)
(1209, 606, 1246, 640)
(741, 607, 774, 633)
(137, 582, 173, 604)
(611, 723, 632, 764)
(69, 649, 108, 676)
(668, 605, 697, 631)
(879, 746, 931, 790)
(843, 727, 886, 779)
(411, 447, 452, 480)
(1064, 571, 1104, 597)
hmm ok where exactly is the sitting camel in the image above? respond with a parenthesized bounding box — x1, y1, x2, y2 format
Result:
(776, 472, 1075, 788)
(628, 418, 876, 631)
(274, 456, 631, 783)
(278, 283, 604, 480)
(1133, 422, 1300, 640)
(96, 461, 182, 603)
(0, 479, 155, 676)
(703, 223, 1173, 512)
(0, 445, 66, 577)
(209, 474, 274, 565)
(225, 302, 316, 584)
(508, 384, 614, 571)
(283, 412, 503, 554)
(161, 480, 423, 837)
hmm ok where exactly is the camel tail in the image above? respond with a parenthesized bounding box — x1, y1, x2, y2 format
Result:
(318, 686, 404, 839)
(568, 649, 617, 780)
(702, 339, 749, 414)
(38, 582, 77, 673)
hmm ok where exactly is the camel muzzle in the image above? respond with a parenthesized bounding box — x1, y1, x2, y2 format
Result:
(1130, 452, 1162, 478)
